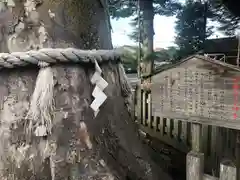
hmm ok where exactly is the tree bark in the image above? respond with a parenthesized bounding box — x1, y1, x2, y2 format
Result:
(0, 0, 113, 52)
(140, 0, 154, 75)
(0, 0, 172, 180)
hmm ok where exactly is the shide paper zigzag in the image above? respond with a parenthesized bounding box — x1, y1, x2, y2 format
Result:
(90, 60, 108, 117)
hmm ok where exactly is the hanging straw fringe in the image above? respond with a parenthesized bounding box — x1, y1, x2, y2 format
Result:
(118, 64, 133, 113)
(118, 63, 132, 97)
(25, 62, 55, 138)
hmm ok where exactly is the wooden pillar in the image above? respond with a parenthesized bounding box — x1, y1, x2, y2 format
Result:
(219, 160, 236, 180)
(187, 123, 204, 180)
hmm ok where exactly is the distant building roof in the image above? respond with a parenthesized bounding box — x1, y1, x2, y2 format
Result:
(204, 36, 239, 65)
(154, 47, 165, 52)
(143, 54, 240, 78)
(154, 61, 171, 69)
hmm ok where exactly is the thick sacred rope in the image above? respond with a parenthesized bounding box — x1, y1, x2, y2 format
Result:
(0, 48, 132, 137)
(0, 48, 121, 68)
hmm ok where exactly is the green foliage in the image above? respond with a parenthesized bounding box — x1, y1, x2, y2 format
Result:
(108, 0, 182, 46)
(210, 0, 240, 36)
(108, 0, 182, 68)
(125, 0, 182, 59)
(174, 1, 214, 58)
(142, 46, 178, 62)
(155, 46, 178, 61)
(174, 0, 240, 59)
(108, 0, 137, 19)
(108, 0, 182, 19)
(109, 0, 240, 63)
(219, 0, 240, 18)
(153, 0, 182, 16)
(128, 15, 144, 43)
(119, 46, 139, 73)
(118, 45, 178, 72)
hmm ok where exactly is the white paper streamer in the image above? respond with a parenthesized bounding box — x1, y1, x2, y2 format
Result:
(90, 60, 108, 117)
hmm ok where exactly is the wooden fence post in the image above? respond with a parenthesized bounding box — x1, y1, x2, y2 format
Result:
(219, 160, 236, 180)
(181, 121, 188, 144)
(236, 131, 240, 180)
(131, 89, 136, 120)
(192, 123, 202, 152)
(211, 126, 218, 175)
(187, 151, 204, 180)
(187, 123, 204, 180)
(135, 84, 142, 124)
(142, 91, 146, 125)
(147, 92, 152, 127)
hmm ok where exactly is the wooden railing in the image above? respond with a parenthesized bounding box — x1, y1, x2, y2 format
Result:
(135, 89, 238, 180)
(204, 53, 226, 63)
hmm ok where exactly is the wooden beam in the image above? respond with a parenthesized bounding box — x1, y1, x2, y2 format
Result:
(139, 124, 189, 153)
(153, 111, 240, 130)
(203, 174, 218, 180)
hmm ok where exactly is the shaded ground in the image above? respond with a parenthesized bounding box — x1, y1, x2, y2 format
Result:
(140, 133, 186, 180)
(127, 74, 186, 179)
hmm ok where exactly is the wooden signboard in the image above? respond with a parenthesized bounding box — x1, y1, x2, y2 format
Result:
(151, 56, 240, 130)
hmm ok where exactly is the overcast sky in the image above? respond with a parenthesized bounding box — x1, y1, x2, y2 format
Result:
(111, 15, 226, 49)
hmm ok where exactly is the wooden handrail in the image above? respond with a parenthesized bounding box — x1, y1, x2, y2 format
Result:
(205, 53, 226, 63)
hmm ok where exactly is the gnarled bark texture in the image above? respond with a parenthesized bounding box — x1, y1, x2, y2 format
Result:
(0, 0, 172, 179)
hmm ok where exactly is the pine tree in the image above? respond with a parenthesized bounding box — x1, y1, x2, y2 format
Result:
(109, 0, 181, 19)
(109, 0, 182, 74)
(174, 0, 215, 58)
(210, 0, 240, 36)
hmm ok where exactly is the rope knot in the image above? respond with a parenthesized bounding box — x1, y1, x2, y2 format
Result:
(38, 61, 49, 68)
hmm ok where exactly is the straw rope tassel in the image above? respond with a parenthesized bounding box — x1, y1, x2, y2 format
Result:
(26, 61, 55, 137)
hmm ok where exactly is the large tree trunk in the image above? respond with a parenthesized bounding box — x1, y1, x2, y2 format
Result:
(1, 0, 112, 52)
(0, 0, 172, 180)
